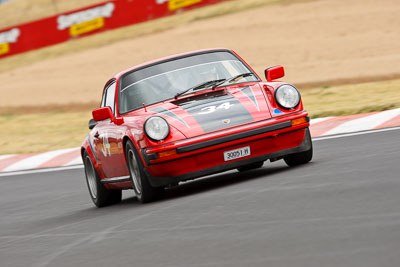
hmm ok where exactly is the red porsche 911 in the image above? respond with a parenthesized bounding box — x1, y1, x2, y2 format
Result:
(81, 48, 313, 207)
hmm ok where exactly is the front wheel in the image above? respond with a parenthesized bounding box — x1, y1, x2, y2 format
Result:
(125, 141, 164, 203)
(83, 151, 122, 207)
(284, 129, 313, 167)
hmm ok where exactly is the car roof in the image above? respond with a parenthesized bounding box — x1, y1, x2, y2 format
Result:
(112, 48, 233, 80)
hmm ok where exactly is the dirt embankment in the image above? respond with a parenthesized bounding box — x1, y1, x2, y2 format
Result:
(0, 0, 399, 109)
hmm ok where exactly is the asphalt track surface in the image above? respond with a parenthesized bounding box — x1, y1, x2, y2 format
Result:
(1, 129, 400, 267)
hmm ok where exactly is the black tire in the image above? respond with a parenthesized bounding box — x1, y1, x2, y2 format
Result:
(125, 141, 164, 203)
(284, 129, 313, 167)
(237, 161, 264, 172)
(83, 151, 122, 208)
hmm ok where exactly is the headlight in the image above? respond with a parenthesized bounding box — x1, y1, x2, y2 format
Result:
(144, 116, 170, 141)
(274, 84, 301, 109)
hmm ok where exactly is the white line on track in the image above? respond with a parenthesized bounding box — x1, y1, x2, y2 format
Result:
(0, 126, 399, 177)
(312, 126, 400, 141)
(0, 165, 83, 177)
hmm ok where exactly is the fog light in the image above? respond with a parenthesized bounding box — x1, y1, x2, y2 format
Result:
(158, 149, 177, 158)
(291, 117, 307, 126)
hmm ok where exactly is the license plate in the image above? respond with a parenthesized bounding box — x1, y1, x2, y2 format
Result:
(223, 146, 251, 161)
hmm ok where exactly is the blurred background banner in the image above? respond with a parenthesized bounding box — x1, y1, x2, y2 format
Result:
(0, 0, 226, 58)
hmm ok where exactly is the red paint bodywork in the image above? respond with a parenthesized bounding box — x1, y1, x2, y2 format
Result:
(92, 107, 113, 121)
(81, 49, 310, 189)
(265, 66, 285, 82)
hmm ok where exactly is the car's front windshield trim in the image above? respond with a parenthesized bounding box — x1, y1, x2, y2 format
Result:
(117, 50, 260, 115)
(118, 81, 259, 115)
(120, 60, 242, 93)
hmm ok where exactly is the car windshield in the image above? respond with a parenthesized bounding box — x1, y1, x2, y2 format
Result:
(119, 51, 259, 113)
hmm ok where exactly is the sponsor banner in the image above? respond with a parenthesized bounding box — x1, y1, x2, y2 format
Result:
(0, 28, 20, 56)
(69, 17, 105, 37)
(157, 0, 203, 11)
(0, 43, 9, 55)
(57, 2, 115, 36)
(0, 0, 227, 59)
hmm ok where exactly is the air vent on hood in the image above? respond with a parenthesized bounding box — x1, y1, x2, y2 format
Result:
(172, 89, 227, 106)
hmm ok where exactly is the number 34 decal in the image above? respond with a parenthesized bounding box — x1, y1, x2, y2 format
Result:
(198, 102, 233, 115)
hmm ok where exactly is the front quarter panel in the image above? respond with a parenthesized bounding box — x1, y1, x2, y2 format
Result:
(81, 133, 102, 175)
(261, 82, 305, 117)
(122, 114, 187, 164)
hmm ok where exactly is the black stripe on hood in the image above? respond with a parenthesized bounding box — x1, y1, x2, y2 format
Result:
(151, 106, 190, 128)
(172, 90, 254, 133)
(239, 86, 260, 111)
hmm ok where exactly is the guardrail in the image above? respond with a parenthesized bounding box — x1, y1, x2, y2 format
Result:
(0, 0, 226, 58)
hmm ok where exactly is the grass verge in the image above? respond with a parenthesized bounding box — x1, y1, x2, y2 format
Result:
(1, 78, 400, 155)
(301, 79, 400, 118)
(0, 111, 91, 155)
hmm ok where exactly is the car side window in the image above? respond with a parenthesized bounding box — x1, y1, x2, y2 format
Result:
(104, 82, 117, 114)
(101, 91, 107, 108)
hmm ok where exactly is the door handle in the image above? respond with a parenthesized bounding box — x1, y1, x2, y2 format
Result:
(94, 132, 100, 138)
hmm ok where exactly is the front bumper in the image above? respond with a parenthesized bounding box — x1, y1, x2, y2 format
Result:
(141, 112, 311, 187)
(145, 128, 311, 187)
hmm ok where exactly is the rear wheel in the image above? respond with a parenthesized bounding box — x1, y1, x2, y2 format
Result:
(125, 141, 164, 203)
(237, 161, 264, 172)
(284, 129, 313, 167)
(83, 151, 122, 207)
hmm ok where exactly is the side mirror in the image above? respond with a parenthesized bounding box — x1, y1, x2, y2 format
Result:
(88, 118, 98, 130)
(92, 107, 114, 122)
(265, 65, 285, 82)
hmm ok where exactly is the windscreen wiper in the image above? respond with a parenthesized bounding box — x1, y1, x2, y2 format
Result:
(229, 72, 257, 84)
(210, 72, 256, 90)
(175, 79, 226, 99)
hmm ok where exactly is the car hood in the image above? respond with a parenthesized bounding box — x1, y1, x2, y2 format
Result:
(136, 83, 272, 138)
